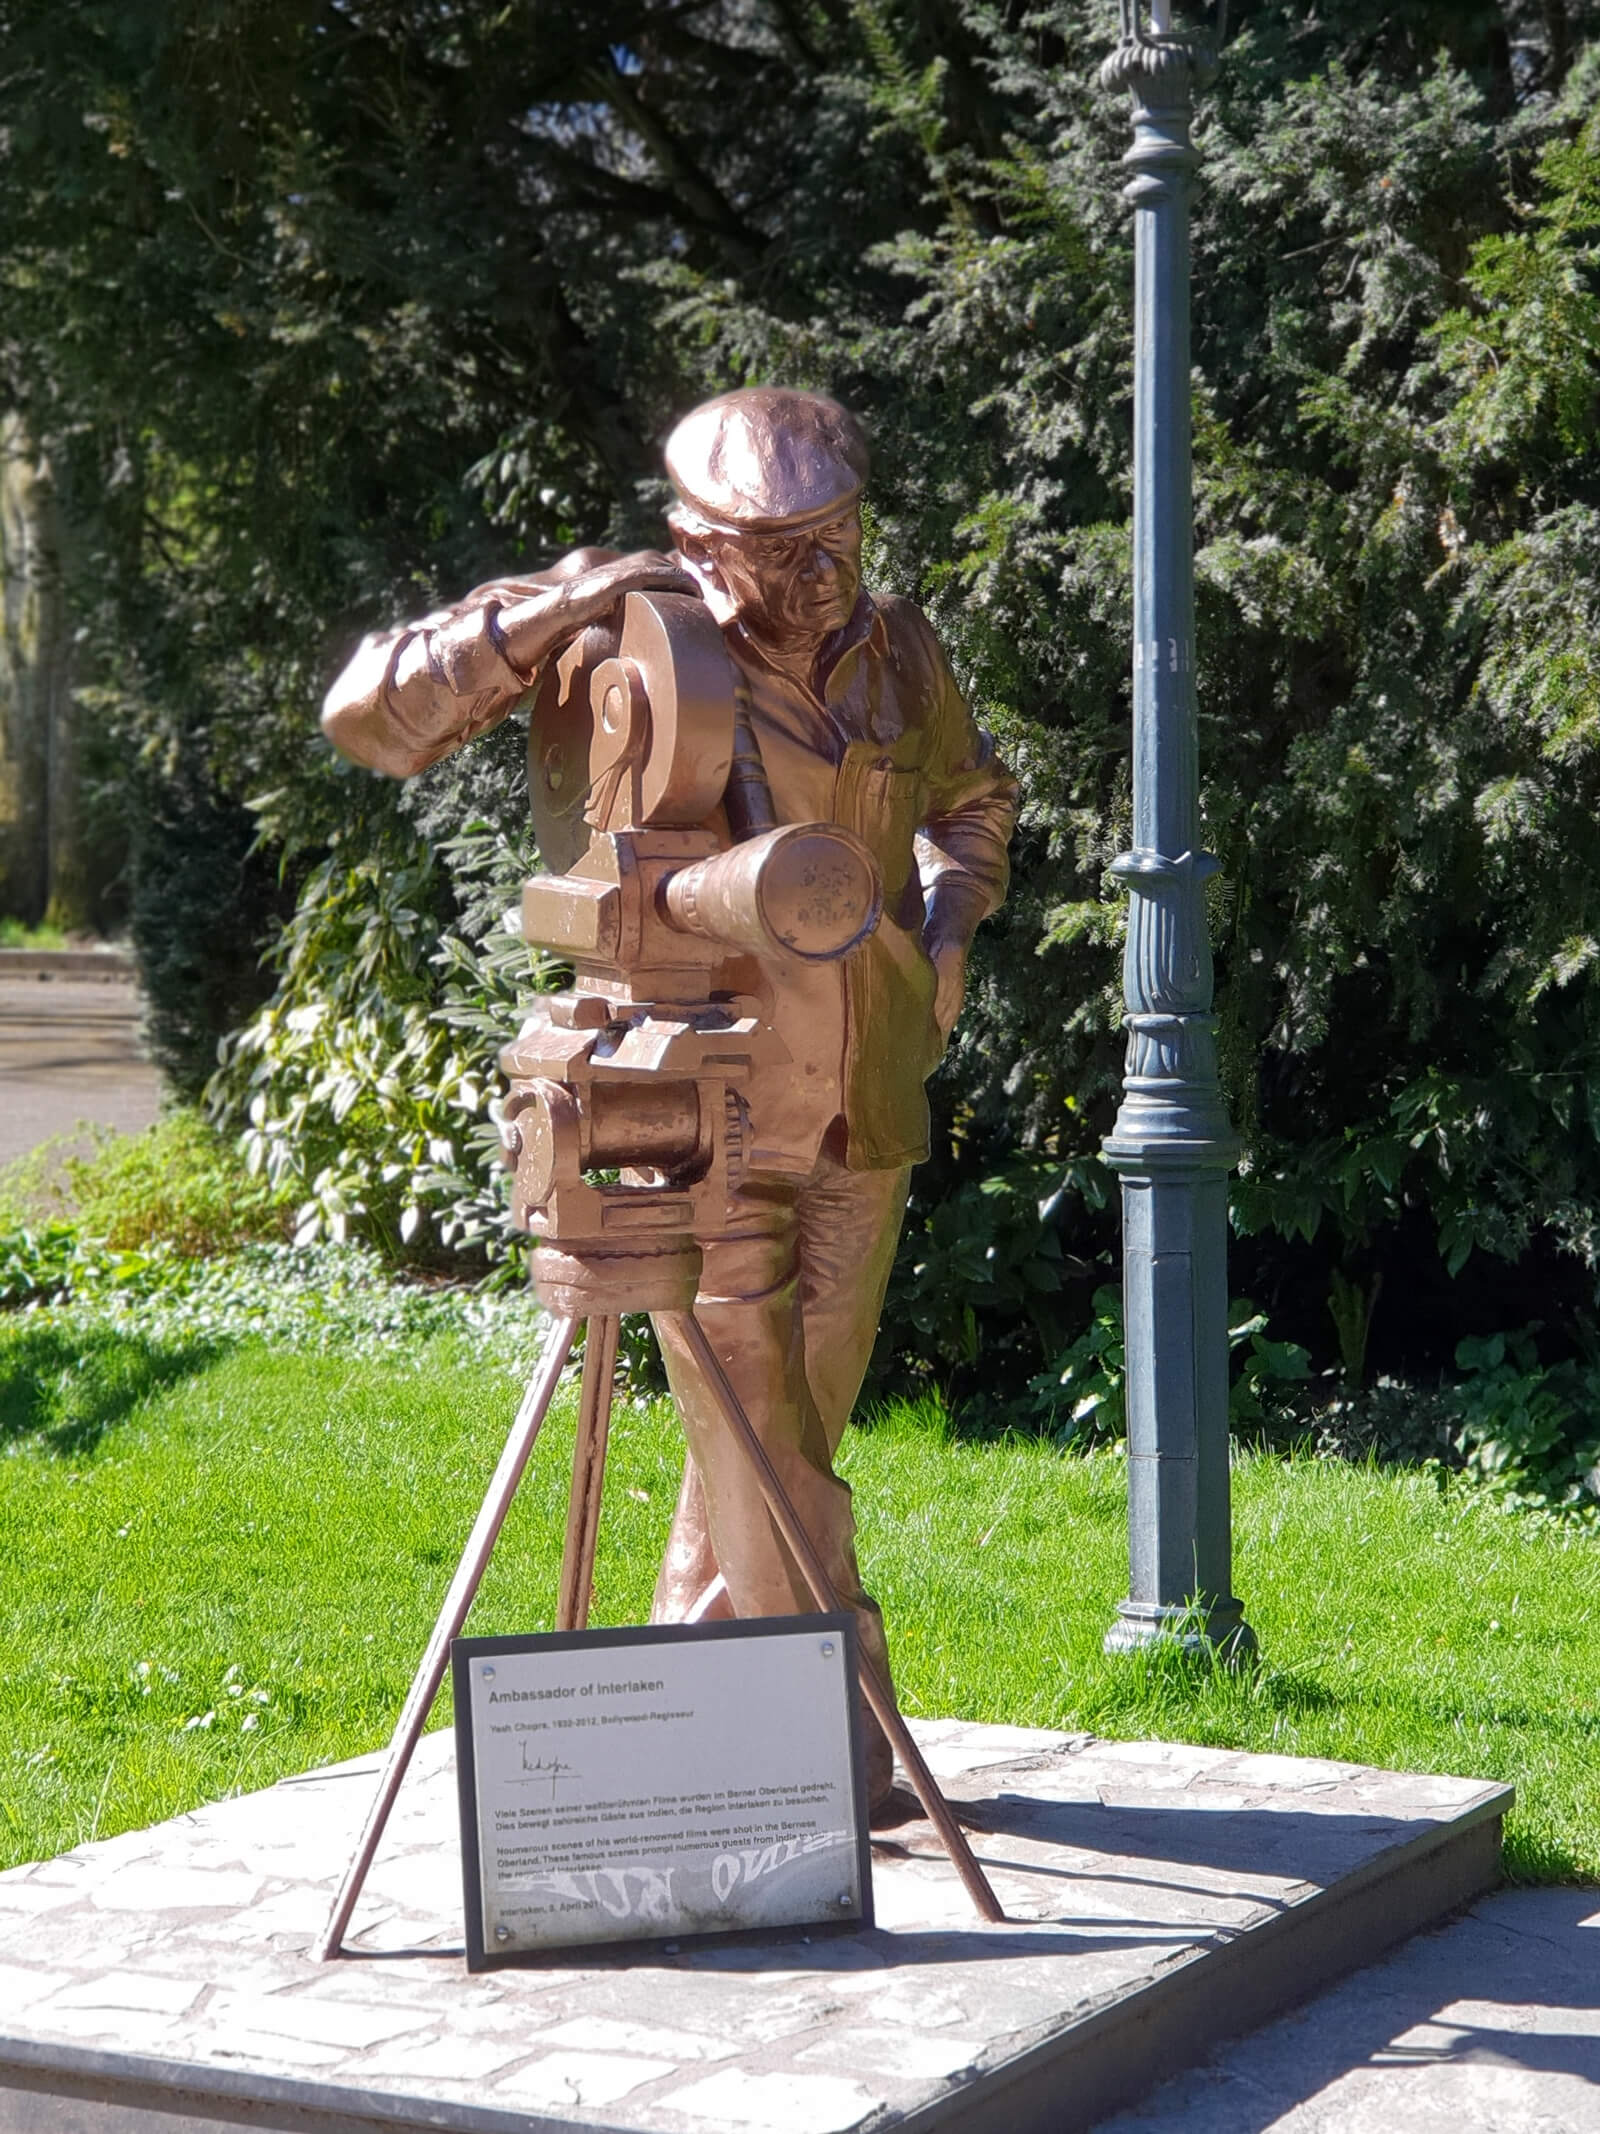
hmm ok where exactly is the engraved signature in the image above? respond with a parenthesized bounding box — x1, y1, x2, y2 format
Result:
(516, 1748, 579, 1800)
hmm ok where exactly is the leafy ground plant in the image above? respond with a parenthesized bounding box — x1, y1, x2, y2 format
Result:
(0, 1115, 282, 1256)
(1, 1321, 1594, 1886)
(1027, 1286, 1313, 1448)
(0, 1239, 550, 1373)
(1451, 1330, 1600, 1524)
(209, 817, 556, 1260)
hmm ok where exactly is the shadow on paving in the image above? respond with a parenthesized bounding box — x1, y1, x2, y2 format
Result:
(331, 1924, 1199, 1973)
(1105, 1885, 1600, 2132)
(337, 1794, 1511, 1974)
(951, 1789, 1464, 1893)
(0, 1323, 221, 1456)
(965, 1759, 1589, 1891)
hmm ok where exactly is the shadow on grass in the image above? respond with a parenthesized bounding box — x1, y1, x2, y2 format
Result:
(1083, 1640, 1343, 1732)
(0, 1322, 221, 1456)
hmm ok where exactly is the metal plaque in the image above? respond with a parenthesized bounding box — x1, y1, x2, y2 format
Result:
(452, 1616, 872, 1968)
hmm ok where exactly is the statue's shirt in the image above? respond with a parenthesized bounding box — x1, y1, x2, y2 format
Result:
(722, 594, 1015, 1173)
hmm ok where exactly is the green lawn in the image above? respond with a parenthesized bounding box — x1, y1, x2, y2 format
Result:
(2, 1322, 1596, 1883)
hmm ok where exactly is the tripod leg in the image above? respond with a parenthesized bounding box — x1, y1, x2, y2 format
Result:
(555, 1313, 620, 1632)
(313, 1312, 581, 1962)
(663, 1312, 1006, 1926)
(684, 1572, 728, 1624)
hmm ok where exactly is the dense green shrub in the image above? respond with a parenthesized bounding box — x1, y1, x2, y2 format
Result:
(874, 1159, 1104, 1402)
(66, 1117, 281, 1257)
(124, 767, 290, 1098)
(1021, 1285, 1312, 1450)
(209, 811, 556, 1256)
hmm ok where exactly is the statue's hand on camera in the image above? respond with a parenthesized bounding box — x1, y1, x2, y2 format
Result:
(495, 548, 698, 680)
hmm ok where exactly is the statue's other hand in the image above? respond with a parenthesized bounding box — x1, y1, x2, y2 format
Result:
(927, 929, 969, 1044)
(498, 549, 698, 675)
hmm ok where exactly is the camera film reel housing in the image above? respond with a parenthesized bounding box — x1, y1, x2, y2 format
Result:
(501, 591, 883, 1315)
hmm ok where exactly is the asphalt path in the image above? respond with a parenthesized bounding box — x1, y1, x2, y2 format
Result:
(0, 972, 162, 1166)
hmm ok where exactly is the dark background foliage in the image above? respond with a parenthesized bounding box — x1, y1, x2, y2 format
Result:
(6, 0, 1600, 1415)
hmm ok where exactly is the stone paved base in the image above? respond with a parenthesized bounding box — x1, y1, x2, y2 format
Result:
(0, 1722, 1511, 2134)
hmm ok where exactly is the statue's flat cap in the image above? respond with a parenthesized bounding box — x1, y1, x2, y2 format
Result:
(665, 388, 868, 534)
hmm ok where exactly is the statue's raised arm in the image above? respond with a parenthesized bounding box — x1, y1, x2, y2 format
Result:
(321, 547, 695, 781)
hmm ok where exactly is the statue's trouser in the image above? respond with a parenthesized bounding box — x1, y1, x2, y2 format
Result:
(650, 1125, 912, 1808)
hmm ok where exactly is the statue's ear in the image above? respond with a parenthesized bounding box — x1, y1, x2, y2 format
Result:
(671, 519, 741, 628)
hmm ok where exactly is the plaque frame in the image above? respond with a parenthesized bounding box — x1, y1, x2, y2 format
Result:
(451, 1614, 874, 1969)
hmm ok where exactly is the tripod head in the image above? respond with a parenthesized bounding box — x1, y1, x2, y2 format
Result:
(500, 590, 882, 1316)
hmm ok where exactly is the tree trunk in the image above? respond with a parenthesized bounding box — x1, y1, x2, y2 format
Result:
(1544, 2, 1571, 90)
(0, 413, 84, 928)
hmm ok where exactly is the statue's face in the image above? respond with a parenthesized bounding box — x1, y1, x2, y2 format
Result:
(691, 510, 863, 649)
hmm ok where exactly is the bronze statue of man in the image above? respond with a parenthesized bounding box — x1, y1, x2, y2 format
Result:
(323, 387, 1017, 1813)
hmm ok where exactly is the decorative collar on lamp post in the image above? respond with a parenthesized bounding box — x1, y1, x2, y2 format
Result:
(1102, 0, 1227, 92)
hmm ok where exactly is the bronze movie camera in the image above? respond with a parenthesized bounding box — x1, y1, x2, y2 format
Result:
(498, 589, 883, 1317)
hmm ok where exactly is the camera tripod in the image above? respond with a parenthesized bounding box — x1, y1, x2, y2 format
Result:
(314, 1300, 1003, 1960)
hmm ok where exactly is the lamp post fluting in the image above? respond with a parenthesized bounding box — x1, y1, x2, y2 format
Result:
(1100, 0, 1253, 1658)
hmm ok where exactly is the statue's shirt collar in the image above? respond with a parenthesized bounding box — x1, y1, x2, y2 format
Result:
(728, 595, 895, 745)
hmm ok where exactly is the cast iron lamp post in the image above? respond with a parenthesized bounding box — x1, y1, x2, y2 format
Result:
(1100, 0, 1253, 1657)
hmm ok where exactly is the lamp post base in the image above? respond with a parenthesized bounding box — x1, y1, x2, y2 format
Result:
(1103, 1595, 1257, 1663)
